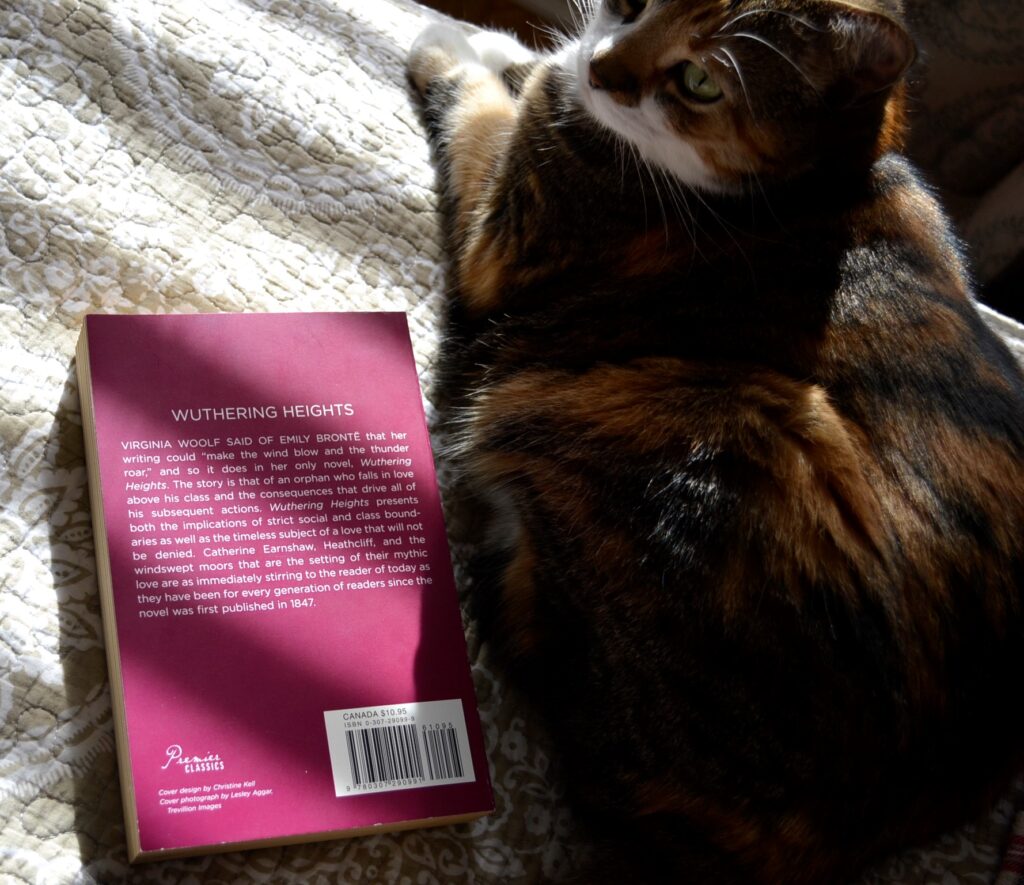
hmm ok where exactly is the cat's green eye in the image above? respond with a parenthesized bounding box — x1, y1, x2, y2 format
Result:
(676, 61, 722, 103)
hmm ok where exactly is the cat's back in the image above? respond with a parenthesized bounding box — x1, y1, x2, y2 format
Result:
(468, 152, 1024, 550)
(813, 154, 1024, 602)
(461, 154, 1024, 860)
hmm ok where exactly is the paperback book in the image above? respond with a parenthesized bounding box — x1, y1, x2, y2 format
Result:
(76, 312, 493, 861)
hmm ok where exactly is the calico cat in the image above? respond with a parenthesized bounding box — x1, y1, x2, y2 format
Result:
(407, 0, 1024, 881)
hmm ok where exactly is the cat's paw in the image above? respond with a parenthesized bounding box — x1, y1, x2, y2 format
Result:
(408, 23, 478, 95)
(467, 31, 537, 73)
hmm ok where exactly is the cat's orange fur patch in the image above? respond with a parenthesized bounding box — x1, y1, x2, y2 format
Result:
(500, 528, 542, 658)
(469, 361, 897, 621)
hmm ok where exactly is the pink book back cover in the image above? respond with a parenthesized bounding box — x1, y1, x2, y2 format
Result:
(81, 312, 492, 857)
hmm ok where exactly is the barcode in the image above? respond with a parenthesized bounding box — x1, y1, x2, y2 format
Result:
(345, 723, 424, 787)
(324, 699, 476, 796)
(423, 724, 464, 781)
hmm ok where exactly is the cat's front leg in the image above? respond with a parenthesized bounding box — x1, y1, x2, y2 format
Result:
(409, 25, 537, 314)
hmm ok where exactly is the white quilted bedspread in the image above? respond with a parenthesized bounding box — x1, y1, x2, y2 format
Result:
(1, 0, 1022, 882)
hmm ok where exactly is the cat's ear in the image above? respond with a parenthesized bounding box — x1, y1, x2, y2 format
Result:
(815, 2, 916, 105)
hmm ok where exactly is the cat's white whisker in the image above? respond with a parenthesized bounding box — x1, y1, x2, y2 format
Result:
(534, 23, 567, 47)
(626, 142, 652, 229)
(745, 161, 783, 230)
(614, 137, 628, 193)
(641, 155, 673, 246)
(687, 184, 756, 280)
(566, 0, 591, 36)
(661, 175, 703, 255)
(714, 47, 758, 123)
(715, 7, 825, 36)
(727, 31, 820, 94)
(656, 171, 713, 259)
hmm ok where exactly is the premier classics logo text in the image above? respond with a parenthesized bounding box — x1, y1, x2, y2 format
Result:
(162, 744, 226, 773)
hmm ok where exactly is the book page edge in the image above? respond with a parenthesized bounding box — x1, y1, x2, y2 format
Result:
(129, 807, 493, 863)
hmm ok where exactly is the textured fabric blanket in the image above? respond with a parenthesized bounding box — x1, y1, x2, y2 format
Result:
(1, 0, 1022, 882)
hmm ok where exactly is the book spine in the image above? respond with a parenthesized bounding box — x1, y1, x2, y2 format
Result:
(76, 325, 144, 862)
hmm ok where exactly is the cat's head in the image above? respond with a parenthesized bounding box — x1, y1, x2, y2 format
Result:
(568, 0, 915, 192)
